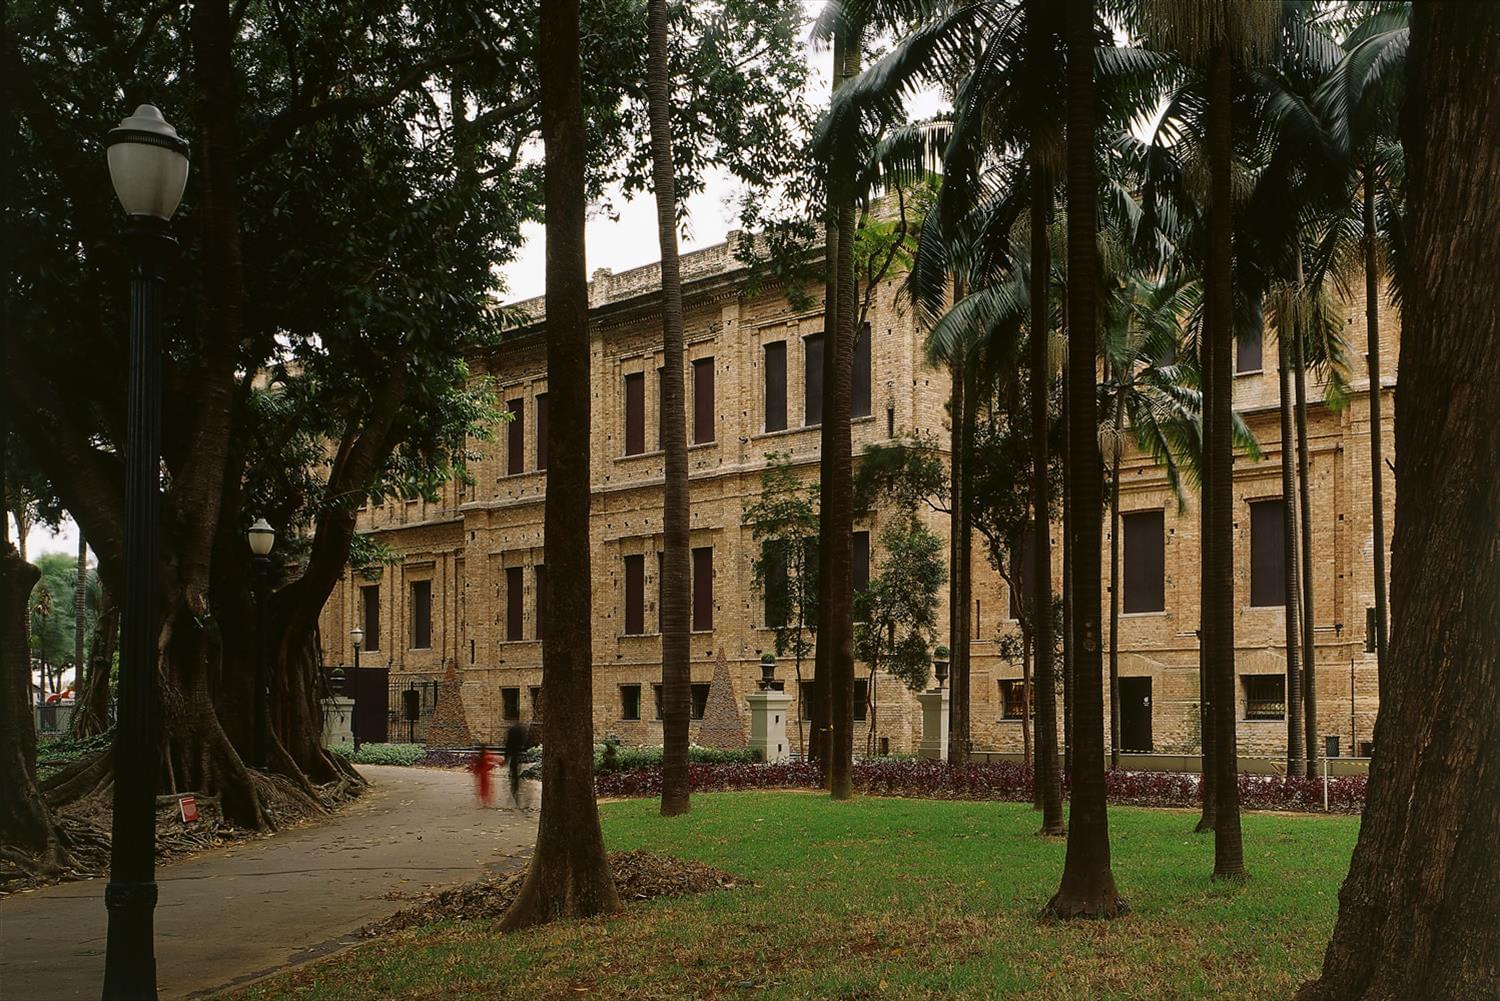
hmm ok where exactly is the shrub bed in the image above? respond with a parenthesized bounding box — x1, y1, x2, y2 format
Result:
(593, 758, 1366, 814)
(330, 743, 426, 766)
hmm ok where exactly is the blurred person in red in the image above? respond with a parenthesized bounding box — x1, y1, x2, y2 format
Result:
(469, 744, 497, 807)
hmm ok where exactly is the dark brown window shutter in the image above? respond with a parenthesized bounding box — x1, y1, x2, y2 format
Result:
(692, 546, 713, 631)
(764, 341, 787, 432)
(852, 323, 872, 418)
(1249, 499, 1287, 606)
(535, 393, 548, 470)
(361, 585, 381, 652)
(507, 398, 524, 474)
(410, 580, 432, 649)
(804, 333, 824, 425)
(764, 541, 789, 628)
(693, 357, 715, 444)
(624, 373, 645, 456)
(1236, 326, 1264, 374)
(534, 565, 546, 640)
(505, 566, 524, 641)
(624, 554, 645, 635)
(1122, 510, 1166, 613)
(852, 531, 871, 594)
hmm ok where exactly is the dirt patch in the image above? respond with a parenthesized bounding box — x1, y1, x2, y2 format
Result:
(363, 849, 743, 937)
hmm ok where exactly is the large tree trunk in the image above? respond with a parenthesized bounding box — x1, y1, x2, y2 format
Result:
(1293, 251, 1319, 780)
(1061, 378, 1074, 776)
(1196, 304, 1217, 833)
(1206, 41, 1244, 881)
(1298, 7, 1500, 996)
(1361, 164, 1389, 683)
(1, 542, 70, 872)
(1029, 159, 1064, 835)
(826, 39, 860, 801)
(500, 0, 620, 930)
(947, 349, 965, 766)
(70, 594, 116, 739)
(1278, 322, 1305, 776)
(1107, 384, 1124, 771)
(647, 0, 691, 819)
(73, 533, 87, 697)
(1046, 0, 1123, 919)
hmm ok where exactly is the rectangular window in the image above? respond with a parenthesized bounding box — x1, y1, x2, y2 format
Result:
(1365, 605, 1377, 653)
(534, 565, 546, 640)
(692, 546, 714, 631)
(535, 393, 548, 470)
(975, 598, 982, 640)
(764, 541, 790, 628)
(624, 554, 645, 635)
(505, 566, 524, 641)
(999, 679, 1029, 720)
(1243, 674, 1286, 720)
(764, 341, 787, 432)
(409, 579, 432, 649)
(804, 332, 824, 425)
(1249, 499, 1287, 607)
(620, 684, 642, 721)
(1236, 327, 1265, 374)
(624, 372, 645, 456)
(852, 531, 871, 595)
(852, 323, 872, 418)
(692, 357, 715, 444)
(361, 584, 381, 652)
(1122, 510, 1166, 613)
(529, 685, 543, 719)
(854, 677, 869, 722)
(501, 687, 521, 721)
(653, 683, 664, 720)
(799, 680, 812, 721)
(691, 682, 710, 720)
(507, 398, 524, 475)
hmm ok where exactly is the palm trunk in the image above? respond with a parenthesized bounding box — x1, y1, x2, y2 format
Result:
(1046, 0, 1123, 919)
(1293, 250, 1319, 779)
(811, 36, 847, 781)
(1061, 377, 1074, 776)
(1196, 301, 1217, 834)
(826, 38, 860, 801)
(1029, 158, 1064, 833)
(1207, 40, 1245, 881)
(1361, 164, 1389, 684)
(1107, 384, 1124, 770)
(948, 373, 975, 766)
(1298, 8, 1500, 994)
(1021, 633, 1033, 770)
(647, 0, 691, 819)
(500, 0, 620, 929)
(1278, 322, 1305, 775)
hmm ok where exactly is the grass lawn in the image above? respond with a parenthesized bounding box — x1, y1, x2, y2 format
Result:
(231, 793, 1357, 1000)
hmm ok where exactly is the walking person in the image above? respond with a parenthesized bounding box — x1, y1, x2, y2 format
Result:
(469, 743, 497, 807)
(504, 720, 530, 809)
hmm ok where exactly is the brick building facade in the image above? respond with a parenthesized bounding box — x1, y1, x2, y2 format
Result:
(318, 233, 1396, 763)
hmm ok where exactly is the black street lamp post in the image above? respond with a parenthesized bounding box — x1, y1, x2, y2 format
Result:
(102, 104, 189, 1001)
(248, 518, 275, 768)
(350, 626, 364, 753)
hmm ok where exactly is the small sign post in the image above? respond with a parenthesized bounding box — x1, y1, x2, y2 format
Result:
(179, 795, 199, 823)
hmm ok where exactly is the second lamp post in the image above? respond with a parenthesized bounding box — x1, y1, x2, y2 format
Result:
(248, 518, 275, 768)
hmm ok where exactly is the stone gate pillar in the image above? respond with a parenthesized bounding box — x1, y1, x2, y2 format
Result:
(746, 689, 794, 764)
(917, 688, 949, 761)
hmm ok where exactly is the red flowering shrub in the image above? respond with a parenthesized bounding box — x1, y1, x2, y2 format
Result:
(593, 758, 1366, 814)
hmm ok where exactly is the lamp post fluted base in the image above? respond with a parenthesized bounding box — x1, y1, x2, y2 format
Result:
(102, 881, 159, 1000)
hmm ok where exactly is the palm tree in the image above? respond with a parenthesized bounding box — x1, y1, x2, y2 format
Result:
(646, 0, 691, 819)
(73, 534, 87, 699)
(1317, 3, 1407, 688)
(1044, 0, 1123, 919)
(500, 0, 620, 930)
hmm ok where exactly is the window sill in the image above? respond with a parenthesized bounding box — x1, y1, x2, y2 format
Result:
(996, 717, 1031, 724)
(752, 426, 806, 441)
(1242, 717, 1287, 724)
(1235, 369, 1264, 378)
(498, 638, 539, 645)
(1121, 610, 1170, 618)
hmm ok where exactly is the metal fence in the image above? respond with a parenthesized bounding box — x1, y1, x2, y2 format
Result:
(386, 679, 439, 744)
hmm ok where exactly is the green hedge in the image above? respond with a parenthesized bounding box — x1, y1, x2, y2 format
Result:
(594, 742, 759, 773)
(330, 743, 426, 766)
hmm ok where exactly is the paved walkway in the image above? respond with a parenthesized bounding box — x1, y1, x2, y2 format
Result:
(0, 766, 537, 1000)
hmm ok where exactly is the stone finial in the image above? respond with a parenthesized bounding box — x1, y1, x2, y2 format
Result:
(695, 647, 747, 750)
